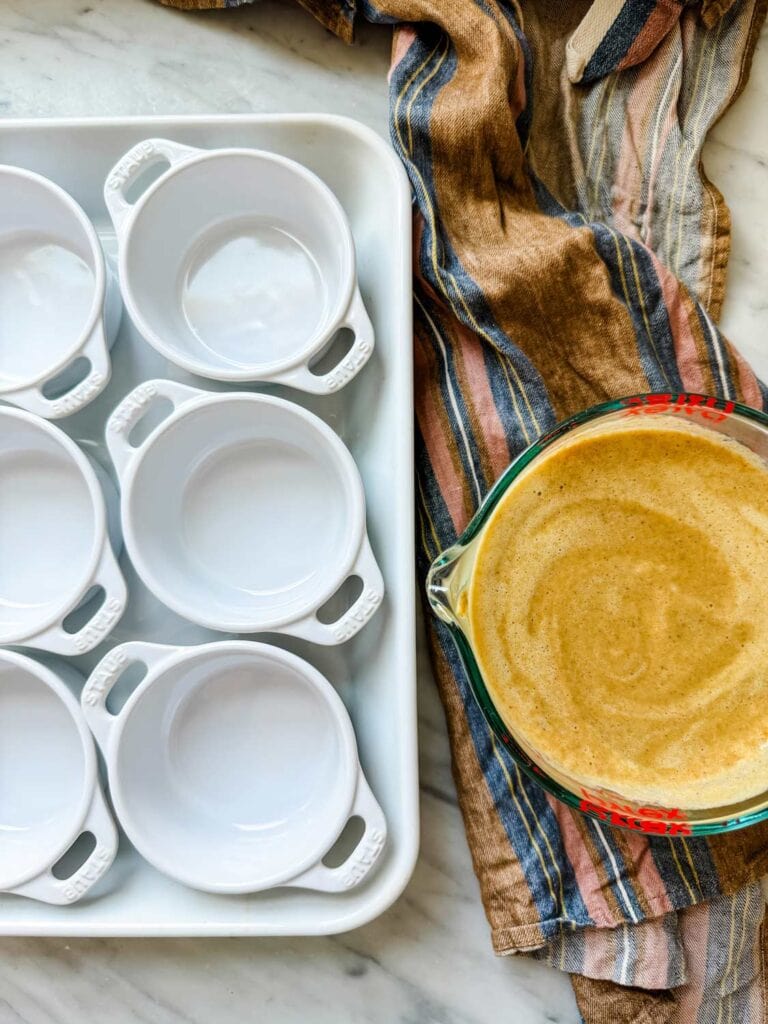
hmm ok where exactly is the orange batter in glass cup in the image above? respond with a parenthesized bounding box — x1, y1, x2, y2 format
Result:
(467, 418, 768, 810)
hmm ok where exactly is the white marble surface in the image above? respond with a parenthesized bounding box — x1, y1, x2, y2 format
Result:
(0, 3, 765, 1022)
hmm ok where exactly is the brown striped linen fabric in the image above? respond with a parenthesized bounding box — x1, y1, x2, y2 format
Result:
(158, 0, 768, 1019)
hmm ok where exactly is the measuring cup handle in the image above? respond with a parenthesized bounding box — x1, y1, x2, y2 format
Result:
(287, 770, 387, 893)
(270, 286, 375, 395)
(287, 535, 384, 646)
(24, 543, 127, 656)
(11, 785, 118, 905)
(81, 641, 174, 753)
(104, 138, 201, 233)
(106, 378, 205, 482)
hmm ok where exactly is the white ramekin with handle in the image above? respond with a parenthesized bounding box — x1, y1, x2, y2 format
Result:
(81, 640, 387, 894)
(0, 406, 127, 654)
(0, 649, 118, 904)
(105, 379, 384, 645)
(0, 165, 122, 419)
(103, 138, 374, 394)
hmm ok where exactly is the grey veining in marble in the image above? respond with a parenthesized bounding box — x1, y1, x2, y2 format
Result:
(0, 2, 765, 1022)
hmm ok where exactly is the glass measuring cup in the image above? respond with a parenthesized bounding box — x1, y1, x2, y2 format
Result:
(427, 393, 768, 837)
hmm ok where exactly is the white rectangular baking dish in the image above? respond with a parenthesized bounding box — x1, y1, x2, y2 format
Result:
(0, 114, 417, 936)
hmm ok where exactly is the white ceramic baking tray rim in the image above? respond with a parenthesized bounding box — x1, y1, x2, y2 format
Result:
(0, 113, 417, 936)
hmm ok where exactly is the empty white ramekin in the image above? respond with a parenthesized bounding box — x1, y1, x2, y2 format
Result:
(0, 165, 122, 419)
(104, 138, 374, 394)
(0, 650, 117, 904)
(0, 407, 127, 654)
(106, 379, 383, 644)
(81, 641, 387, 894)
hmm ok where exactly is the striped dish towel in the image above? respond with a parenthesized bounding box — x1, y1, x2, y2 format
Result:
(161, 0, 768, 1019)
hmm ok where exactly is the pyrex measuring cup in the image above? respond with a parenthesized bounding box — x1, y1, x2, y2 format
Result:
(428, 393, 768, 837)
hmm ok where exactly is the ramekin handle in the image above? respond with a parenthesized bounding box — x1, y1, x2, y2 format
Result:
(286, 535, 384, 645)
(287, 771, 387, 893)
(105, 378, 205, 481)
(6, 318, 112, 420)
(104, 138, 200, 234)
(11, 785, 118, 905)
(81, 641, 174, 753)
(23, 544, 127, 656)
(269, 286, 375, 395)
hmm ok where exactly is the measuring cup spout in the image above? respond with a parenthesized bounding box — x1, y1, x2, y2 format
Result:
(426, 546, 465, 627)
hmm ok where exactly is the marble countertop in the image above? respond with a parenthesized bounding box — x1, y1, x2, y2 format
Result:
(0, 3, 765, 1022)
